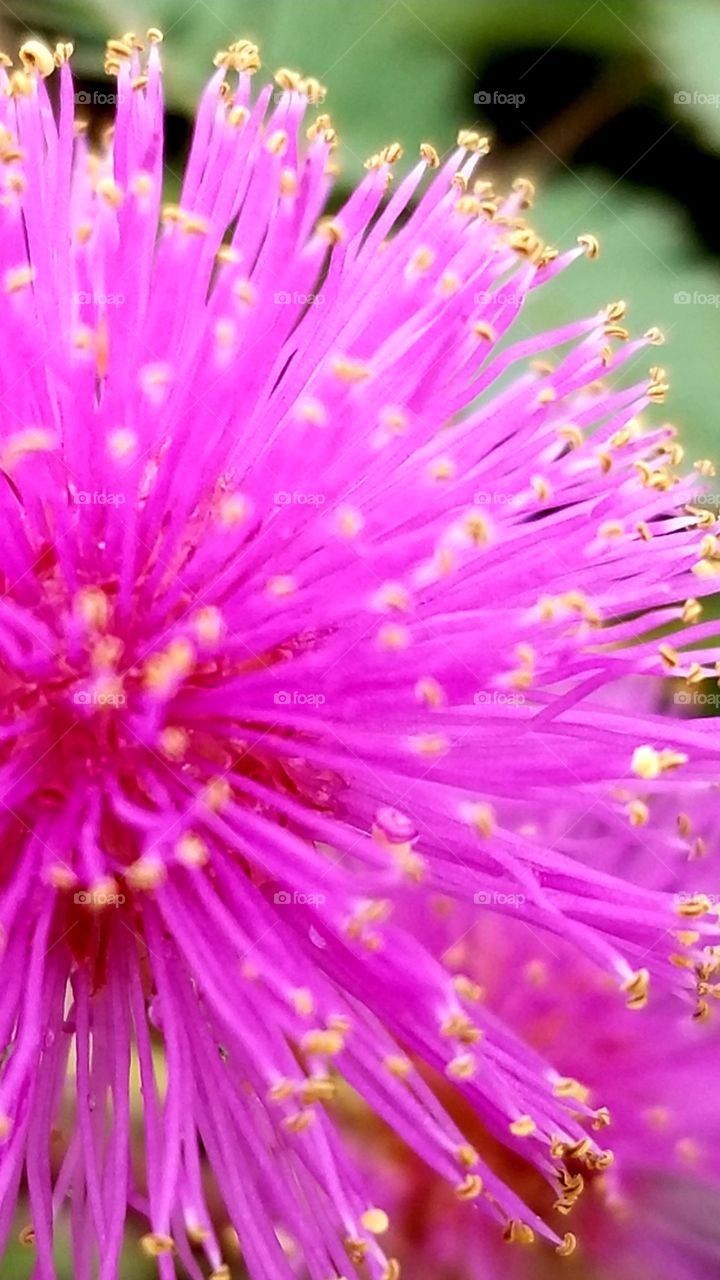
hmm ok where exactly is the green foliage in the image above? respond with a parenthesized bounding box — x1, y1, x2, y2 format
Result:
(529, 173, 720, 459)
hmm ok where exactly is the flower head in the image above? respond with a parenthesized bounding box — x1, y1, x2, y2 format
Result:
(0, 30, 719, 1279)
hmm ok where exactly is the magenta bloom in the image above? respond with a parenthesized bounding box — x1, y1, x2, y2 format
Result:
(357, 900, 720, 1280)
(1, 31, 719, 1280)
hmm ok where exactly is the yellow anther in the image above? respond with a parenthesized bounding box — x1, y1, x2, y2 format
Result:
(274, 67, 301, 92)
(140, 1234, 176, 1257)
(456, 1143, 480, 1168)
(299, 1075, 335, 1104)
(159, 726, 189, 760)
(301, 1029, 344, 1057)
(107, 427, 137, 461)
(622, 967, 650, 1010)
(606, 300, 627, 322)
(8, 71, 34, 97)
(457, 129, 489, 153)
(503, 1220, 535, 1245)
(19, 40, 55, 77)
(267, 574, 296, 598)
(335, 506, 364, 539)
(4, 266, 36, 294)
(446, 1052, 476, 1080)
(214, 42, 261, 74)
(232, 279, 256, 307)
(553, 1076, 590, 1103)
(299, 76, 326, 104)
(191, 606, 224, 645)
(455, 1173, 483, 1200)
(675, 894, 712, 918)
(512, 176, 535, 206)
(531, 475, 551, 501)
(126, 858, 167, 891)
(578, 233, 600, 259)
(462, 511, 491, 546)
(383, 1054, 412, 1079)
(414, 676, 446, 709)
(453, 975, 484, 1002)
(75, 587, 109, 630)
(509, 1115, 536, 1137)
(644, 326, 665, 345)
(217, 492, 249, 527)
(96, 178, 124, 209)
(291, 988, 315, 1016)
(266, 129, 288, 157)
(331, 356, 371, 383)
(462, 801, 496, 838)
(377, 621, 410, 652)
(626, 799, 649, 827)
(410, 733, 449, 759)
(361, 1209, 389, 1235)
(175, 833, 208, 868)
(1, 427, 55, 470)
(420, 142, 440, 167)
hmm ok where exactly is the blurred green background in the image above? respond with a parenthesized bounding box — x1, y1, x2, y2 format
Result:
(1, 0, 718, 1275)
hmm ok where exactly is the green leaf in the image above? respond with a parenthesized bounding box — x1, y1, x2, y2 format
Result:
(651, 0, 720, 146)
(526, 171, 720, 463)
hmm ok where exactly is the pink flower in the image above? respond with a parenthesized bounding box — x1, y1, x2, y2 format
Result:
(353, 894, 720, 1279)
(0, 30, 718, 1279)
